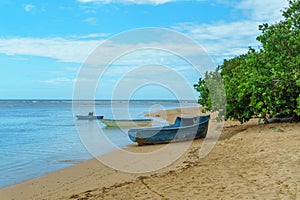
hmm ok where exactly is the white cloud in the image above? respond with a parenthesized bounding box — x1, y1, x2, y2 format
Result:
(68, 33, 109, 39)
(0, 37, 101, 63)
(77, 0, 178, 5)
(65, 66, 80, 72)
(83, 17, 97, 25)
(41, 77, 75, 84)
(77, 0, 97, 3)
(236, 0, 288, 22)
(174, 20, 261, 63)
(24, 4, 35, 12)
(0, 34, 211, 66)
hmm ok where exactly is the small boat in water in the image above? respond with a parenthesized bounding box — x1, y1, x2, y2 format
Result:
(76, 112, 103, 120)
(100, 118, 153, 128)
(128, 115, 210, 145)
(76, 115, 104, 120)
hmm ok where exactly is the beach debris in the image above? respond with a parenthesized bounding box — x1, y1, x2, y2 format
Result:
(270, 127, 284, 132)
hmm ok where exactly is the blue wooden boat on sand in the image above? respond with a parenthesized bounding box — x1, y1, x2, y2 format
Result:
(128, 115, 210, 146)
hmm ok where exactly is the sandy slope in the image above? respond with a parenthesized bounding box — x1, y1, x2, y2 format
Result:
(1, 107, 299, 200)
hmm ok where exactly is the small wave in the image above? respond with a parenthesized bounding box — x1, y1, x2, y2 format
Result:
(33, 123, 75, 127)
(58, 159, 86, 164)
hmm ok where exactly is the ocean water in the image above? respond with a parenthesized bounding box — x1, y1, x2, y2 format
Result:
(0, 100, 198, 188)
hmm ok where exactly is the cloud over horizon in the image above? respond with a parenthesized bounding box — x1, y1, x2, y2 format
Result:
(1, 0, 289, 65)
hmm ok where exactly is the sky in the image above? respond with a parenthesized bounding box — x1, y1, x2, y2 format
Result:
(0, 0, 289, 100)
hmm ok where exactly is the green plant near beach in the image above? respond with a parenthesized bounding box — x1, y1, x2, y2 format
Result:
(194, 66, 226, 118)
(195, 0, 300, 123)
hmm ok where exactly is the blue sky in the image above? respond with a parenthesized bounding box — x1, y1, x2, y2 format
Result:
(0, 0, 288, 99)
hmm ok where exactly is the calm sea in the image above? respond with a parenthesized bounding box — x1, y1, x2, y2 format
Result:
(0, 100, 198, 188)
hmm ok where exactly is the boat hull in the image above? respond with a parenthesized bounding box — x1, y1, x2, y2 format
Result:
(128, 115, 210, 145)
(100, 119, 152, 128)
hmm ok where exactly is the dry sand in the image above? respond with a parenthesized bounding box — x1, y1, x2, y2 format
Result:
(1, 106, 300, 200)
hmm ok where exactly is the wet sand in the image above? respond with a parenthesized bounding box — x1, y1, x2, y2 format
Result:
(1, 107, 299, 199)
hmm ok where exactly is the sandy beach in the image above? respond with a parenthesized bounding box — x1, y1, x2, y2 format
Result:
(1, 106, 300, 200)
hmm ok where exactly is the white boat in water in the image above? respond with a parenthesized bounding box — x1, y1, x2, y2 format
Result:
(100, 118, 152, 128)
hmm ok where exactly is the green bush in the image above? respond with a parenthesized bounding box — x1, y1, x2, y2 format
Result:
(195, 0, 300, 123)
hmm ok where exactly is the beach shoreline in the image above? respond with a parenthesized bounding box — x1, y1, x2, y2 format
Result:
(1, 106, 299, 199)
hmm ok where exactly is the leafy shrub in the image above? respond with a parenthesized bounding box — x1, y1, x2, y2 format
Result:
(195, 0, 300, 123)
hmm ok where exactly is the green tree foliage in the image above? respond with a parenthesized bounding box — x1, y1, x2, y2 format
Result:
(195, 0, 300, 123)
(194, 66, 226, 120)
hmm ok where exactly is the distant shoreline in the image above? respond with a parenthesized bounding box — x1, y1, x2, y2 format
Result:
(0, 99, 198, 102)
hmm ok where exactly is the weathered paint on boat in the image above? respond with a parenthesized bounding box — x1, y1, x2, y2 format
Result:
(128, 115, 210, 145)
(100, 118, 153, 128)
